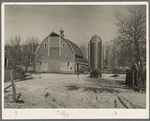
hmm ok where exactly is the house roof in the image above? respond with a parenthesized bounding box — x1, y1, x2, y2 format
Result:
(34, 31, 83, 57)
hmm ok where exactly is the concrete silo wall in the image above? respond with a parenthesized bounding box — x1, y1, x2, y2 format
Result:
(90, 41, 102, 69)
(89, 35, 102, 77)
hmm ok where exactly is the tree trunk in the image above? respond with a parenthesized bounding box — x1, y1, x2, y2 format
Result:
(135, 62, 145, 88)
(132, 70, 135, 87)
(25, 65, 28, 72)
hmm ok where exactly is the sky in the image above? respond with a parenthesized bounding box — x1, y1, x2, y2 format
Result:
(5, 4, 130, 45)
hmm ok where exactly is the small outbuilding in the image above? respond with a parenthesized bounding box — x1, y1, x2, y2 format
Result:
(4, 51, 24, 82)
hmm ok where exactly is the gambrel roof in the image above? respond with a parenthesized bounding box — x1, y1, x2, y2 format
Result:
(34, 31, 83, 58)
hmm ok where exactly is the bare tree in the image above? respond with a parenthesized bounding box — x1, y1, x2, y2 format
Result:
(116, 5, 146, 62)
(103, 42, 112, 67)
(5, 36, 39, 72)
(79, 43, 88, 62)
(115, 5, 146, 87)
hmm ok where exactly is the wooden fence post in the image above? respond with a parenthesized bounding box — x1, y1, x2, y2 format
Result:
(10, 69, 16, 102)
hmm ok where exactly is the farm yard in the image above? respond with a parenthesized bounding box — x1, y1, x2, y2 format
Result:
(4, 73, 146, 109)
(4, 5, 147, 110)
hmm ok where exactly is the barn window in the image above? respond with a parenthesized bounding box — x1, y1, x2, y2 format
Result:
(62, 42, 66, 48)
(44, 43, 47, 48)
(40, 62, 44, 66)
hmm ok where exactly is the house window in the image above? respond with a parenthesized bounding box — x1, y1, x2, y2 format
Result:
(5, 58, 8, 67)
(67, 62, 69, 66)
(62, 42, 66, 48)
(44, 43, 47, 48)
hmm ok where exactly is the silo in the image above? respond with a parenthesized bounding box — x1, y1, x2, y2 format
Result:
(90, 35, 102, 77)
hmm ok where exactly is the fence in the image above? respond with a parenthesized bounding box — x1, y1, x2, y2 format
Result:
(4, 67, 24, 82)
(126, 69, 146, 88)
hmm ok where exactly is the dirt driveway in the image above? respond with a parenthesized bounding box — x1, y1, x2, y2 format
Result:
(4, 73, 146, 109)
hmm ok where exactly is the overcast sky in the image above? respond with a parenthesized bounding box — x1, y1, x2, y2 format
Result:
(5, 5, 130, 45)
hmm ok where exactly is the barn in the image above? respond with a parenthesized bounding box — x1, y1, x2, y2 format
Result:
(34, 29, 89, 73)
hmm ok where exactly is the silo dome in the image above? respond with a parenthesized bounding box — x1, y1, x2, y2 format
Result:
(90, 35, 102, 43)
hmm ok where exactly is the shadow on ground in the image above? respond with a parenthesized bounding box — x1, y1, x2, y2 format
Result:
(16, 93, 24, 103)
(84, 87, 120, 93)
(14, 76, 34, 82)
(23, 76, 34, 80)
(65, 85, 80, 90)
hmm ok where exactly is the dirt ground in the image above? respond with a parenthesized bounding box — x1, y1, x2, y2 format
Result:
(4, 73, 146, 109)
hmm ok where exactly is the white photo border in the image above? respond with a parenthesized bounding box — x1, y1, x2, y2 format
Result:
(1, 2, 149, 119)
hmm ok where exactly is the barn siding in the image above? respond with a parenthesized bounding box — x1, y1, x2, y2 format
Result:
(35, 37, 48, 63)
(61, 38, 74, 61)
(60, 61, 75, 73)
(49, 47, 60, 61)
(36, 62, 49, 72)
(50, 36, 59, 47)
(48, 61, 60, 73)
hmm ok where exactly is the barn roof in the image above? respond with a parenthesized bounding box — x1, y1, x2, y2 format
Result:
(66, 39, 83, 57)
(34, 31, 83, 57)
